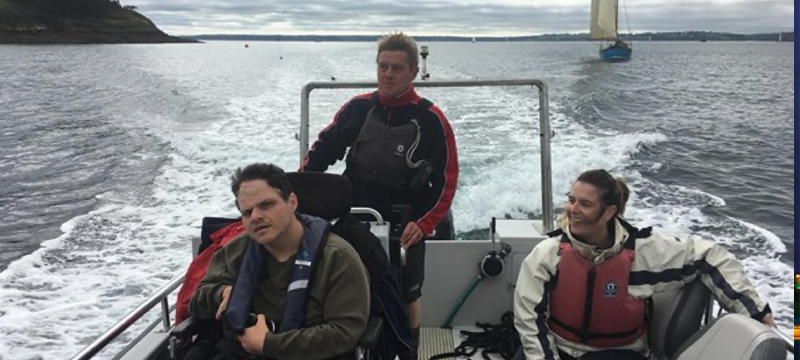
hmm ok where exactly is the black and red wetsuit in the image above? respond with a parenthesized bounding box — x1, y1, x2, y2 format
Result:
(300, 86, 458, 236)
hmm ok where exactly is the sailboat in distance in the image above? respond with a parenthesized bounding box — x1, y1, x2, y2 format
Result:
(591, 0, 632, 61)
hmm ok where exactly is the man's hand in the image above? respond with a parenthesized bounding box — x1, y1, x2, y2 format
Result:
(761, 313, 777, 328)
(215, 285, 232, 320)
(239, 314, 270, 355)
(401, 221, 424, 249)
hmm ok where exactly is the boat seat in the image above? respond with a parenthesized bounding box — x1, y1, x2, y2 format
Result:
(648, 279, 711, 360)
(672, 314, 787, 360)
(171, 172, 408, 360)
(649, 278, 787, 360)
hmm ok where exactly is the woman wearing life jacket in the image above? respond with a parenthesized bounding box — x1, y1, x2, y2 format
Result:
(513, 169, 776, 360)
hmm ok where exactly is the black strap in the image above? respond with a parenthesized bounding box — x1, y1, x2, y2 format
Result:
(429, 312, 520, 360)
(618, 218, 652, 250)
(547, 228, 564, 238)
(416, 98, 447, 168)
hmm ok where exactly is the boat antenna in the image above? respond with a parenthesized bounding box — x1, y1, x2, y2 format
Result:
(419, 45, 430, 80)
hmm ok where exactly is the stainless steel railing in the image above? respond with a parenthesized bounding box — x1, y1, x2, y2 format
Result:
(300, 80, 553, 232)
(70, 275, 184, 360)
(351, 207, 385, 225)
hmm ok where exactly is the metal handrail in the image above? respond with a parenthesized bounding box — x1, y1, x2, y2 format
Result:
(300, 80, 553, 232)
(70, 275, 184, 360)
(350, 207, 385, 225)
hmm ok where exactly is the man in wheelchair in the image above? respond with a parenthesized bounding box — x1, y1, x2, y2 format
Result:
(188, 163, 370, 360)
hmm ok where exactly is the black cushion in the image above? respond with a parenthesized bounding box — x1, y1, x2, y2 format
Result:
(287, 172, 352, 221)
(330, 215, 388, 292)
(199, 217, 241, 254)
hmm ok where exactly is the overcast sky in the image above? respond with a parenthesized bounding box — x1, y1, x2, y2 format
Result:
(127, 0, 795, 36)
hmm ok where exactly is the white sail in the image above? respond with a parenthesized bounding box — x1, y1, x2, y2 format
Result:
(591, 0, 618, 41)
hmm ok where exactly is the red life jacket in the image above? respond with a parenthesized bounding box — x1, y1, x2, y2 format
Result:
(175, 221, 245, 325)
(548, 231, 647, 348)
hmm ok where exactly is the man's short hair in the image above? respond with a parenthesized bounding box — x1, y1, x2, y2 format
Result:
(230, 163, 293, 201)
(376, 32, 419, 72)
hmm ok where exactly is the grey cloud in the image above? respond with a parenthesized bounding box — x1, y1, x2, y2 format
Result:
(628, 0, 793, 32)
(128, 0, 793, 35)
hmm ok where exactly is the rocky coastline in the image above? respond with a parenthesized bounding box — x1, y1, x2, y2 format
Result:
(0, 0, 196, 44)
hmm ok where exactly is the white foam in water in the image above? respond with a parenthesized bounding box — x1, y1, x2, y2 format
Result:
(453, 94, 670, 232)
(672, 185, 727, 207)
(0, 44, 793, 359)
(734, 217, 787, 253)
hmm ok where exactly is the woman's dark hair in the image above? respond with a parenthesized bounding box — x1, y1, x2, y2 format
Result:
(575, 169, 630, 217)
(230, 163, 293, 201)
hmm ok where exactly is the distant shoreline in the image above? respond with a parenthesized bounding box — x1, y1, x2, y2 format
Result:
(186, 31, 794, 43)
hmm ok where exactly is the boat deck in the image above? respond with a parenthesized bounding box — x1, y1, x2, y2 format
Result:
(420, 327, 454, 360)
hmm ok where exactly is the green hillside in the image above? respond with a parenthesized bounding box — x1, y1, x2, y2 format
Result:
(0, 0, 194, 44)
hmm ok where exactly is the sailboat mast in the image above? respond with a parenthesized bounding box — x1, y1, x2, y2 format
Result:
(615, 0, 619, 39)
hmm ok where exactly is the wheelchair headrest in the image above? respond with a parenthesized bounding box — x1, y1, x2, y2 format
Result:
(287, 172, 352, 221)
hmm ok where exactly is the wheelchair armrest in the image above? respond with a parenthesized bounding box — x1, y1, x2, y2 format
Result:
(171, 316, 203, 340)
(358, 317, 383, 350)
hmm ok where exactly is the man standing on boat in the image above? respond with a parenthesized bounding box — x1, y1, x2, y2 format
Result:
(514, 169, 776, 360)
(190, 163, 370, 360)
(300, 32, 459, 360)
